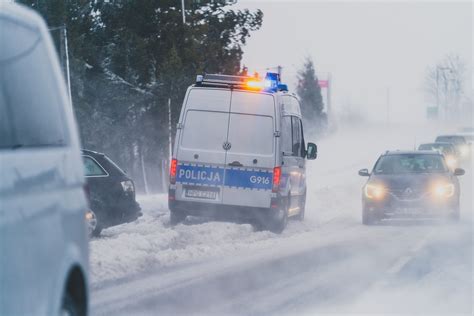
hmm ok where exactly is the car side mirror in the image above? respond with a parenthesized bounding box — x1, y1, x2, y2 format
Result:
(358, 168, 370, 176)
(454, 168, 465, 176)
(306, 143, 317, 160)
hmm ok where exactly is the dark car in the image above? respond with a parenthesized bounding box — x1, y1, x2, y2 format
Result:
(82, 149, 141, 236)
(358, 151, 465, 224)
(417, 142, 458, 169)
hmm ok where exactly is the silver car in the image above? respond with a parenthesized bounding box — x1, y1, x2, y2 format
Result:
(0, 4, 89, 315)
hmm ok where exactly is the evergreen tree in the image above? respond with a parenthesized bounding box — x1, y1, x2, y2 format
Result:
(19, 0, 263, 192)
(296, 57, 325, 132)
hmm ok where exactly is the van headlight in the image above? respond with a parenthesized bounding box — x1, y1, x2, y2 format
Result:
(121, 180, 135, 193)
(432, 182, 454, 198)
(364, 184, 386, 200)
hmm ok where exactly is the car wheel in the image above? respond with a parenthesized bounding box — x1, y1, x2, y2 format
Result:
(170, 210, 187, 225)
(296, 192, 306, 221)
(362, 207, 375, 225)
(60, 292, 80, 316)
(268, 195, 289, 234)
(450, 203, 460, 222)
(86, 209, 102, 237)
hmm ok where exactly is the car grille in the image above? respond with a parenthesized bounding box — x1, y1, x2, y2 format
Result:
(389, 188, 426, 200)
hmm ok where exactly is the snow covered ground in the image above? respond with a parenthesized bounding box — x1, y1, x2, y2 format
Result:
(90, 123, 473, 315)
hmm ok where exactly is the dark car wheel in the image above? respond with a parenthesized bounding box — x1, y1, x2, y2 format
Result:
(450, 203, 460, 222)
(170, 210, 187, 225)
(362, 207, 376, 225)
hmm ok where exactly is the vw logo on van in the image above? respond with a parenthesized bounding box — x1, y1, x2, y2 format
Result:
(223, 141, 232, 151)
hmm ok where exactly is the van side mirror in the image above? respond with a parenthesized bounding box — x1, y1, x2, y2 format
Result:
(306, 143, 317, 160)
(358, 168, 370, 176)
(454, 168, 465, 176)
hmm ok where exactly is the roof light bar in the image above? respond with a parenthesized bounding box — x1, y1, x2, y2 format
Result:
(196, 72, 288, 92)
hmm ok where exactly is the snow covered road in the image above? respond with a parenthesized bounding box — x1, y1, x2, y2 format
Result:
(89, 124, 473, 315)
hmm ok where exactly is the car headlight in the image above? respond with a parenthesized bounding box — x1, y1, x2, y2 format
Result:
(364, 184, 386, 200)
(121, 180, 135, 193)
(432, 182, 455, 198)
(445, 155, 457, 169)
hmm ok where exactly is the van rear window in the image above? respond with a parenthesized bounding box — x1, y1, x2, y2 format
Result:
(227, 114, 274, 155)
(180, 110, 229, 151)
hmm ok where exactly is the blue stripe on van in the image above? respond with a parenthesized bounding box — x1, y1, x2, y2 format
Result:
(176, 164, 273, 190)
(224, 168, 273, 190)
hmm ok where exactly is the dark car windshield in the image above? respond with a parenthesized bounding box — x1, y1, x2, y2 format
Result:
(374, 154, 448, 174)
(418, 143, 454, 154)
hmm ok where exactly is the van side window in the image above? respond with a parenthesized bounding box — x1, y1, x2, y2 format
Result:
(291, 116, 302, 157)
(0, 32, 68, 148)
(281, 116, 292, 154)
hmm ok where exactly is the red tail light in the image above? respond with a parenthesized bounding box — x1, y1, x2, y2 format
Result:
(170, 158, 178, 184)
(272, 166, 281, 192)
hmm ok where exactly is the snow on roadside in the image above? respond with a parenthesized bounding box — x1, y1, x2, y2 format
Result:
(89, 123, 451, 286)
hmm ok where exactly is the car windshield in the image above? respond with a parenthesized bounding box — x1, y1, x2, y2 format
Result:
(435, 136, 465, 144)
(374, 154, 448, 174)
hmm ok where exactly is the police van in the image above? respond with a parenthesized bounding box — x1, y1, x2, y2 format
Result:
(168, 73, 317, 233)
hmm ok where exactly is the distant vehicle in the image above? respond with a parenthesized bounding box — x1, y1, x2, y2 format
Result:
(435, 134, 470, 160)
(358, 151, 464, 224)
(417, 142, 458, 169)
(0, 4, 88, 315)
(82, 149, 141, 236)
(169, 73, 317, 233)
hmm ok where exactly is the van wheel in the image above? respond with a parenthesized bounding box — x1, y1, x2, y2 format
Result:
(269, 196, 289, 234)
(170, 210, 186, 225)
(60, 292, 80, 316)
(296, 193, 306, 221)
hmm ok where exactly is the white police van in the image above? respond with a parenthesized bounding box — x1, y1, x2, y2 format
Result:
(169, 73, 317, 232)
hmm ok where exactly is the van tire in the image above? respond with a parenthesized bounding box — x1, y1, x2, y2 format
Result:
(269, 196, 289, 234)
(296, 192, 306, 221)
(170, 210, 186, 225)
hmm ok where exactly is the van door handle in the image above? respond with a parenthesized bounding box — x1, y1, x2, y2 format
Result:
(228, 161, 243, 167)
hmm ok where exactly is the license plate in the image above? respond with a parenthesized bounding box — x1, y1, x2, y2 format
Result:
(185, 189, 217, 200)
(397, 208, 422, 214)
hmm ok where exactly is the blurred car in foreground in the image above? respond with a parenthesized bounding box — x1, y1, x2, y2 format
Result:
(359, 151, 464, 225)
(0, 4, 89, 315)
(417, 142, 458, 169)
(435, 134, 471, 161)
(82, 149, 141, 236)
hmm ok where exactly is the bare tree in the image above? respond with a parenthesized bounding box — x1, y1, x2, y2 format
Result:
(424, 54, 467, 121)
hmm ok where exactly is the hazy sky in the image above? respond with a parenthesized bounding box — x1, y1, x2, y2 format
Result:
(235, 0, 472, 123)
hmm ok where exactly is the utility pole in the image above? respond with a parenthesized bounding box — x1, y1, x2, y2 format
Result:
(327, 72, 332, 122)
(386, 87, 390, 125)
(49, 25, 72, 106)
(181, 0, 186, 24)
